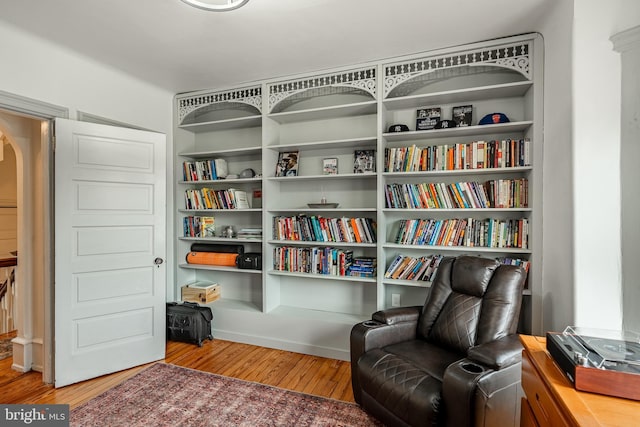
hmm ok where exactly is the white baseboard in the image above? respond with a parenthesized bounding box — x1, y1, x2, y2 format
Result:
(212, 329, 350, 361)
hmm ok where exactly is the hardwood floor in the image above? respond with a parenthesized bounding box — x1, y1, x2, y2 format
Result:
(0, 337, 355, 408)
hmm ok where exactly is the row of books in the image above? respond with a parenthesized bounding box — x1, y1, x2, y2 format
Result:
(182, 158, 228, 181)
(384, 139, 531, 172)
(273, 246, 353, 276)
(384, 254, 444, 281)
(394, 217, 529, 249)
(272, 246, 376, 277)
(496, 257, 531, 273)
(184, 188, 249, 210)
(385, 178, 528, 209)
(183, 216, 216, 238)
(384, 253, 530, 283)
(272, 215, 377, 243)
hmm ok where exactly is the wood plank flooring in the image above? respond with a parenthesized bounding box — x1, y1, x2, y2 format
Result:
(0, 336, 355, 408)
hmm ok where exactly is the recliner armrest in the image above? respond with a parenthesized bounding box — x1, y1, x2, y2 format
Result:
(372, 306, 422, 325)
(351, 306, 421, 357)
(350, 306, 421, 404)
(467, 334, 522, 370)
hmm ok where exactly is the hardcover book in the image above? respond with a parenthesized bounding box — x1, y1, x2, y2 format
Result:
(453, 105, 473, 127)
(275, 151, 299, 177)
(354, 150, 375, 173)
(416, 107, 441, 131)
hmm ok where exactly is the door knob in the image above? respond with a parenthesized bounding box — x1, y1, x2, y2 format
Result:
(154, 257, 164, 265)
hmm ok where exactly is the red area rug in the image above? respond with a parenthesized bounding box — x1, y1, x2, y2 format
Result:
(71, 363, 381, 426)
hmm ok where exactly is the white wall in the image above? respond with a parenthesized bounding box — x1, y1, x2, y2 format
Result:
(572, 0, 640, 331)
(613, 26, 640, 333)
(533, 0, 575, 333)
(0, 21, 177, 373)
(0, 22, 173, 133)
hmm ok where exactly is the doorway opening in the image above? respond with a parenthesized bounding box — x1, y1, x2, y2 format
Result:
(0, 106, 55, 384)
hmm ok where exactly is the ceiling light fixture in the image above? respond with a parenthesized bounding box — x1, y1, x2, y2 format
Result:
(181, 0, 249, 11)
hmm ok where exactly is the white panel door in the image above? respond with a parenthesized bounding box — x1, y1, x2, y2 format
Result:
(54, 118, 166, 387)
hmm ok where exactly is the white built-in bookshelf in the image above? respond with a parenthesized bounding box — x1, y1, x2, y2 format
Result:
(173, 33, 543, 359)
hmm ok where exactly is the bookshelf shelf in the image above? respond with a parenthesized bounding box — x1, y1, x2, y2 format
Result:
(268, 270, 376, 283)
(178, 263, 263, 274)
(267, 136, 377, 152)
(267, 173, 376, 182)
(382, 121, 533, 142)
(383, 81, 534, 111)
(382, 243, 532, 254)
(179, 115, 262, 133)
(179, 236, 262, 243)
(179, 145, 263, 158)
(268, 100, 377, 124)
(268, 240, 377, 248)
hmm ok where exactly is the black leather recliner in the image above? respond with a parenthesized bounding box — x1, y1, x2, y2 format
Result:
(350, 255, 526, 427)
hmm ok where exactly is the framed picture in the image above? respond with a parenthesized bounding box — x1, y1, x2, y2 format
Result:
(275, 151, 299, 177)
(323, 157, 338, 175)
(354, 150, 375, 173)
(453, 105, 473, 127)
(416, 107, 441, 131)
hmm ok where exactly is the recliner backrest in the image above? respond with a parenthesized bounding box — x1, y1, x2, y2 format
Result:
(417, 256, 526, 354)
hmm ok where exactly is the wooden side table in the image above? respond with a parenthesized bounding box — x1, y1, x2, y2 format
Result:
(520, 335, 640, 426)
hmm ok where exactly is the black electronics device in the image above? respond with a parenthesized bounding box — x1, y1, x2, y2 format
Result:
(546, 326, 640, 400)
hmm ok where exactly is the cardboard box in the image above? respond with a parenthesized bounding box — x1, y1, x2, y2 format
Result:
(181, 281, 220, 304)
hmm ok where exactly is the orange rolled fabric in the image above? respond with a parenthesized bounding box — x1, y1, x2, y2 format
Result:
(186, 251, 238, 266)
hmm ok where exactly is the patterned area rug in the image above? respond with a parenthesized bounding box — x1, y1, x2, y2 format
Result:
(0, 337, 12, 361)
(71, 363, 381, 427)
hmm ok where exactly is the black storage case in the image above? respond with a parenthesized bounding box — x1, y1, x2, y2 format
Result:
(166, 301, 213, 347)
(237, 252, 262, 270)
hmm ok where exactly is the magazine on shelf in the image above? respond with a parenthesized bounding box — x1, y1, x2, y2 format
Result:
(275, 151, 299, 177)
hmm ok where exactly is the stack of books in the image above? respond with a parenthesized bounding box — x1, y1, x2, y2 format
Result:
(348, 257, 377, 278)
(238, 228, 262, 240)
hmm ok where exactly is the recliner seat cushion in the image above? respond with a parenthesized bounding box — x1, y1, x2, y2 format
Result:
(358, 349, 443, 426)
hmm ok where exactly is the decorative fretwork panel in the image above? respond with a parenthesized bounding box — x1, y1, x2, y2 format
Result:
(268, 67, 376, 113)
(384, 41, 531, 98)
(177, 86, 262, 124)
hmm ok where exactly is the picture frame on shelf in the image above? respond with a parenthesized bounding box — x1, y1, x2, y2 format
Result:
(416, 107, 441, 131)
(275, 151, 299, 177)
(453, 105, 473, 127)
(323, 157, 338, 175)
(354, 150, 376, 173)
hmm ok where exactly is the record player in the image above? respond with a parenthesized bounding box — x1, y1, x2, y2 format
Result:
(546, 326, 640, 400)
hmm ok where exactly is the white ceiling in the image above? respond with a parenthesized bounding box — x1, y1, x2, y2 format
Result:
(0, 0, 555, 94)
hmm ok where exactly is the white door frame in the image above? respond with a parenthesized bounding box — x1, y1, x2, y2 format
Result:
(0, 90, 68, 383)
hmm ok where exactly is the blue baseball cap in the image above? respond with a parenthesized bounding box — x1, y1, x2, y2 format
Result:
(479, 113, 510, 125)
